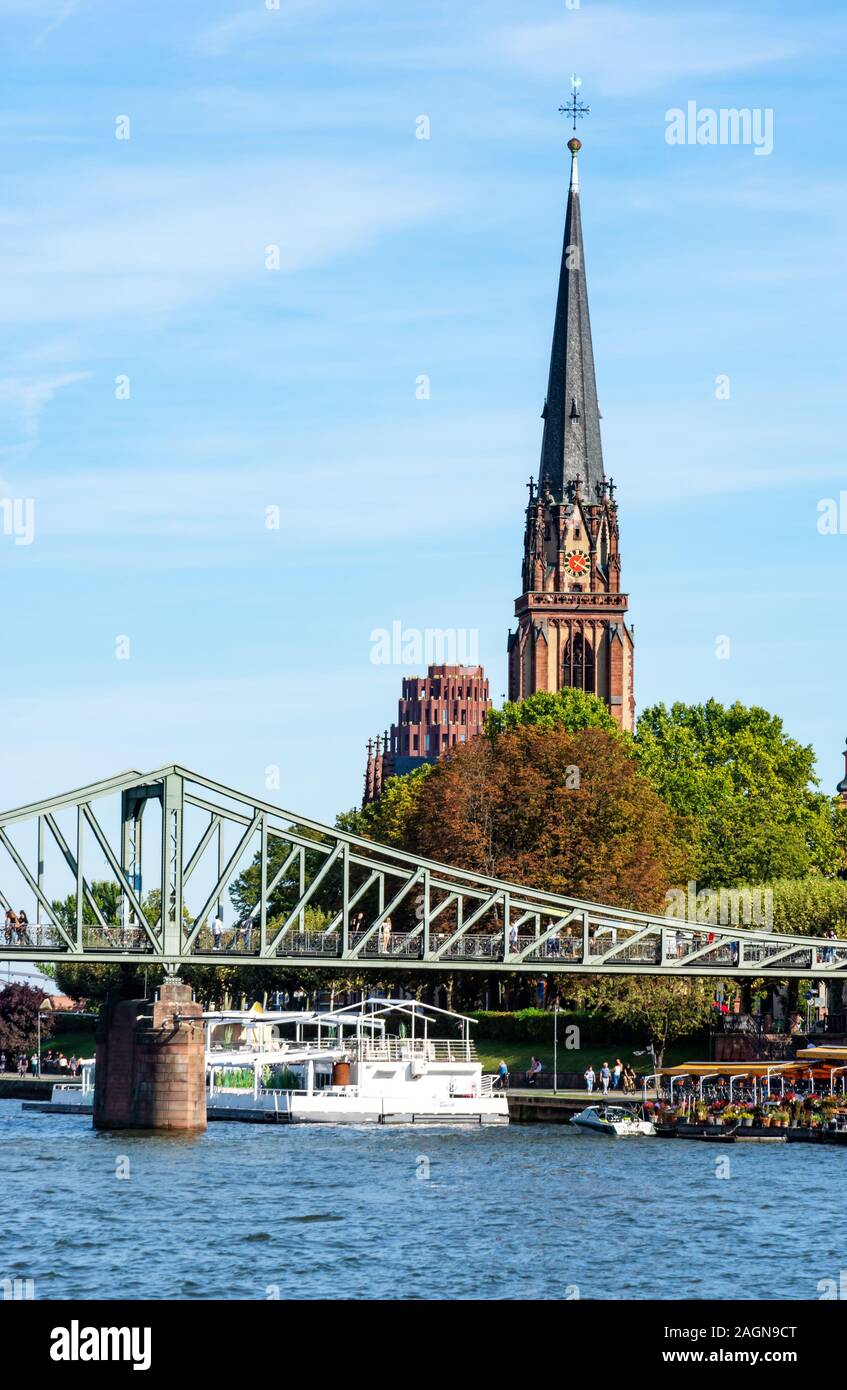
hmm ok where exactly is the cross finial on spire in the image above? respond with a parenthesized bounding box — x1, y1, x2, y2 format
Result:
(559, 75, 590, 132)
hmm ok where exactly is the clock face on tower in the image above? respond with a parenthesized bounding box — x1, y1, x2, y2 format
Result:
(565, 549, 589, 579)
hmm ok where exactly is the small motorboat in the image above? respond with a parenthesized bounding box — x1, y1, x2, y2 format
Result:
(570, 1104, 656, 1137)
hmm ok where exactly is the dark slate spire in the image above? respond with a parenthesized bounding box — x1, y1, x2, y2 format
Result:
(538, 137, 605, 504)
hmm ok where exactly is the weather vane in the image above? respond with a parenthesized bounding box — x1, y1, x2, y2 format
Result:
(559, 75, 590, 132)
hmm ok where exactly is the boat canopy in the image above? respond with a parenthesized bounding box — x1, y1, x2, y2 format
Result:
(656, 1060, 846, 1083)
(655, 1062, 797, 1077)
(317, 997, 477, 1024)
(203, 999, 476, 1030)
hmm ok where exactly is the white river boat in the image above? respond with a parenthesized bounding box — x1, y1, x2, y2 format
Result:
(205, 997, 508, 1125)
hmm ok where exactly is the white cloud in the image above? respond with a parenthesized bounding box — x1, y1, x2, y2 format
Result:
(0, 158, 457, 327)
(493, 5, 813, 95)
(196, 1, 342, 59)
(0, 371, 89, 440)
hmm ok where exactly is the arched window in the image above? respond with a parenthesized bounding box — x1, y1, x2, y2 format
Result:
(563, 632, 595, 693)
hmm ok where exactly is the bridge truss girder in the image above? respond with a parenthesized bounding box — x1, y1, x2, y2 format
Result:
(0, 764, 844, 981)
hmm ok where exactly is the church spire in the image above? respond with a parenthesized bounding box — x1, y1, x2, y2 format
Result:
(538, 133, 605, 506)
(508, 101, 634, 733)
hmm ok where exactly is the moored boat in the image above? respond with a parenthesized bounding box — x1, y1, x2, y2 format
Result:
(570, 1104, 655, 1137)
(205, 998, 509, 1125)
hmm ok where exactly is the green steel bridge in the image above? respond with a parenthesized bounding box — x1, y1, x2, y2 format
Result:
(0, 764, 843, 979)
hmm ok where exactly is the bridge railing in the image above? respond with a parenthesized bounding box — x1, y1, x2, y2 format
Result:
(1, 924, 66, 949)
(358, 1038, 477, 1063)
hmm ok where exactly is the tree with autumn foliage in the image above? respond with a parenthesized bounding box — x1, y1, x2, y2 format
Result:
(406, 725, 692, 914)
(0, 983, 54, 1056)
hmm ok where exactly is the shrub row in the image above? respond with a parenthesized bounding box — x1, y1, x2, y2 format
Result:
(469, 1008, 707, 1048)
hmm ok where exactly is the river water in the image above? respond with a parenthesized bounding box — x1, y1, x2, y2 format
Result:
(0, 1099, 839, 1301)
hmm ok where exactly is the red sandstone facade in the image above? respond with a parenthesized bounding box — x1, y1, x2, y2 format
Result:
(364, 664, 491, 804)
(93, 980, 206, 1132)
(508, 476, 635, 731)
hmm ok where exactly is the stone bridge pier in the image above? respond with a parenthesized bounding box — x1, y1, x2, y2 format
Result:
(93, 980, 207, 1131)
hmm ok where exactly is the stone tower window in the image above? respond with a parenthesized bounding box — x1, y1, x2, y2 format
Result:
(563, 632, 595, 692)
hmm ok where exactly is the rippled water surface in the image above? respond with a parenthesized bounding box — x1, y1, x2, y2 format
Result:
(0, 1099, 840, 1300)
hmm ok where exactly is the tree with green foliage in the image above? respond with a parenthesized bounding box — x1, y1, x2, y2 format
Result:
(50, 879, 122, 928)
(338, 763, 432, 848)
(485, 688, 620, 739)
(39, 959, 142, 1007)
(634, 699, 843, 887)
(564, 975, 713, 1069)
(766, 875, 847, 937)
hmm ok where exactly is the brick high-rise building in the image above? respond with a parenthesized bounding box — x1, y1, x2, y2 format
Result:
(363, 665, 491, 805)
(507, 137, 635, 731)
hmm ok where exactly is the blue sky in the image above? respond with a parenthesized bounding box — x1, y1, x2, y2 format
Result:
(1, 0, 846, 826)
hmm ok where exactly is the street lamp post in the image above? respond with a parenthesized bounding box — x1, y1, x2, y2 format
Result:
(36, 999, 51, 1076)
(553, 1004, 559, 1095)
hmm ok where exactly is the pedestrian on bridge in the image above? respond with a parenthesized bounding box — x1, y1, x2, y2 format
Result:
(211, 913, 223, 951)
(4, 908, 17, 944)
(17, 909, 29, 943)
(381, 918, 392, 954)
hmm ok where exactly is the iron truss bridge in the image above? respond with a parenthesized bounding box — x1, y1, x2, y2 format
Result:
(0, 764, 842, 979)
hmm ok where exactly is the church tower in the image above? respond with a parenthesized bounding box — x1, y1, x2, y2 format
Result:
(507, 134, 635, 731)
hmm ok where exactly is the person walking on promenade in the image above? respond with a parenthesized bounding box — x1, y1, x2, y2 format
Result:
(613, 1058, 623, 1090)
(584, 1064, 596, 1093)
(600, 1061, 611, 1094)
